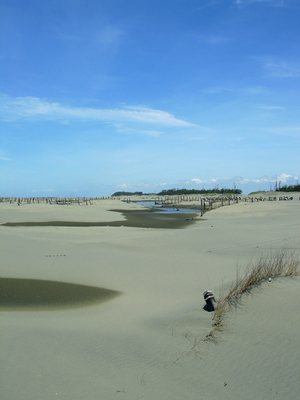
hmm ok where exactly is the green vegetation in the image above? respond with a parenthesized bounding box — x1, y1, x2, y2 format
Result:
(248, 183, 300, 194)
(248, 191, 267, 195)
(111, 191, 143, 196)
(275, 183, 300, 192)
(205, 249, 299, 342)
(111, 187, 242, 197)
(157, 187, 242, 196)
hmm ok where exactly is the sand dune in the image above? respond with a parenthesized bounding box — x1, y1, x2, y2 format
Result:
(1, 196, 299, 399)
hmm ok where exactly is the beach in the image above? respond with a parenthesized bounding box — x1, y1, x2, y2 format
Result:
(1, 195, 300, 399)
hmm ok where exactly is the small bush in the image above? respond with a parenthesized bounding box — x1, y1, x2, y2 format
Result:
(205, 249, 299, 341)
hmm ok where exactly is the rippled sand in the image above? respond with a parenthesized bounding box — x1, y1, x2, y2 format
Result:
(1, 197, 299, 399)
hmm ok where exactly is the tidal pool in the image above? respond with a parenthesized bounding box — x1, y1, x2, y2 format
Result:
(132, 201, 200, 214)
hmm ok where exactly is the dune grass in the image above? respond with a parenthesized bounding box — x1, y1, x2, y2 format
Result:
(205, 248, 300, 342)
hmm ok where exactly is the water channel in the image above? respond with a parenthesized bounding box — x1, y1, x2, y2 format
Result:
(132, 201, 200, 214)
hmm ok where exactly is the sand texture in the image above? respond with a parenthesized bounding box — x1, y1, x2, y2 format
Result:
(1, 196, 300, 399)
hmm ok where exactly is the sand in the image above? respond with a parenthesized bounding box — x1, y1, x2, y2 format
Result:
(1, 196, 300, 399)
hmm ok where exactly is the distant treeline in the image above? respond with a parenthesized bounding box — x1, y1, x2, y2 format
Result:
(275, 184, 300, 192)
(111, 188, 242, 196)
(111, 191, 143, 196)
(157, 188, 242, 195)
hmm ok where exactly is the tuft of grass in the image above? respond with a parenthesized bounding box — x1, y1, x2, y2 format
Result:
(205, 248, 299, 341)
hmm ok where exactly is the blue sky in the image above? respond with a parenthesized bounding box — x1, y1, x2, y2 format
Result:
(1, 0, 299, 196)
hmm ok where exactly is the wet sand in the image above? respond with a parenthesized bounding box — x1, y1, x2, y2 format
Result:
(2, 208, 199, 229)
(1, 196, 299, 399)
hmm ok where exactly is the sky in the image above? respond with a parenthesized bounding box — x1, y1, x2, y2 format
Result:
(1, 0, 299, 197)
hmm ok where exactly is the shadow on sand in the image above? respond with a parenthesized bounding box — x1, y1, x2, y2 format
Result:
(0, 278, 121, 311)
(2, 209, 200, 229)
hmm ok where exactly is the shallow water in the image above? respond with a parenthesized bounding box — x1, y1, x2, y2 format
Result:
(133, 201, 200, 214)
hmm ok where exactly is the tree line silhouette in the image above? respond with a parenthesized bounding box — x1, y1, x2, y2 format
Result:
(112, 187, 242, 196)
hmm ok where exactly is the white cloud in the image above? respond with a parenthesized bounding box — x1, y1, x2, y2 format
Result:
(239, 177, 270, 184)
(113, 124, 165, 137)
(187, 174, 297, 187)
(264, 61, 300, 78)
(190, 178, 205, 184)
(277, 173, 293, 182)
(115, 174, 298, 195)
(189, 178, 220, 185)
(258, 105, 285, 110)
(0, 94, 194, 127)
(0, 156, 13, 161)
(117, 183, 130, 189)
(238, 173, 295, 184)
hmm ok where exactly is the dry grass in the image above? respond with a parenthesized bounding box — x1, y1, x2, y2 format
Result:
(205, 248, 300, 342)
